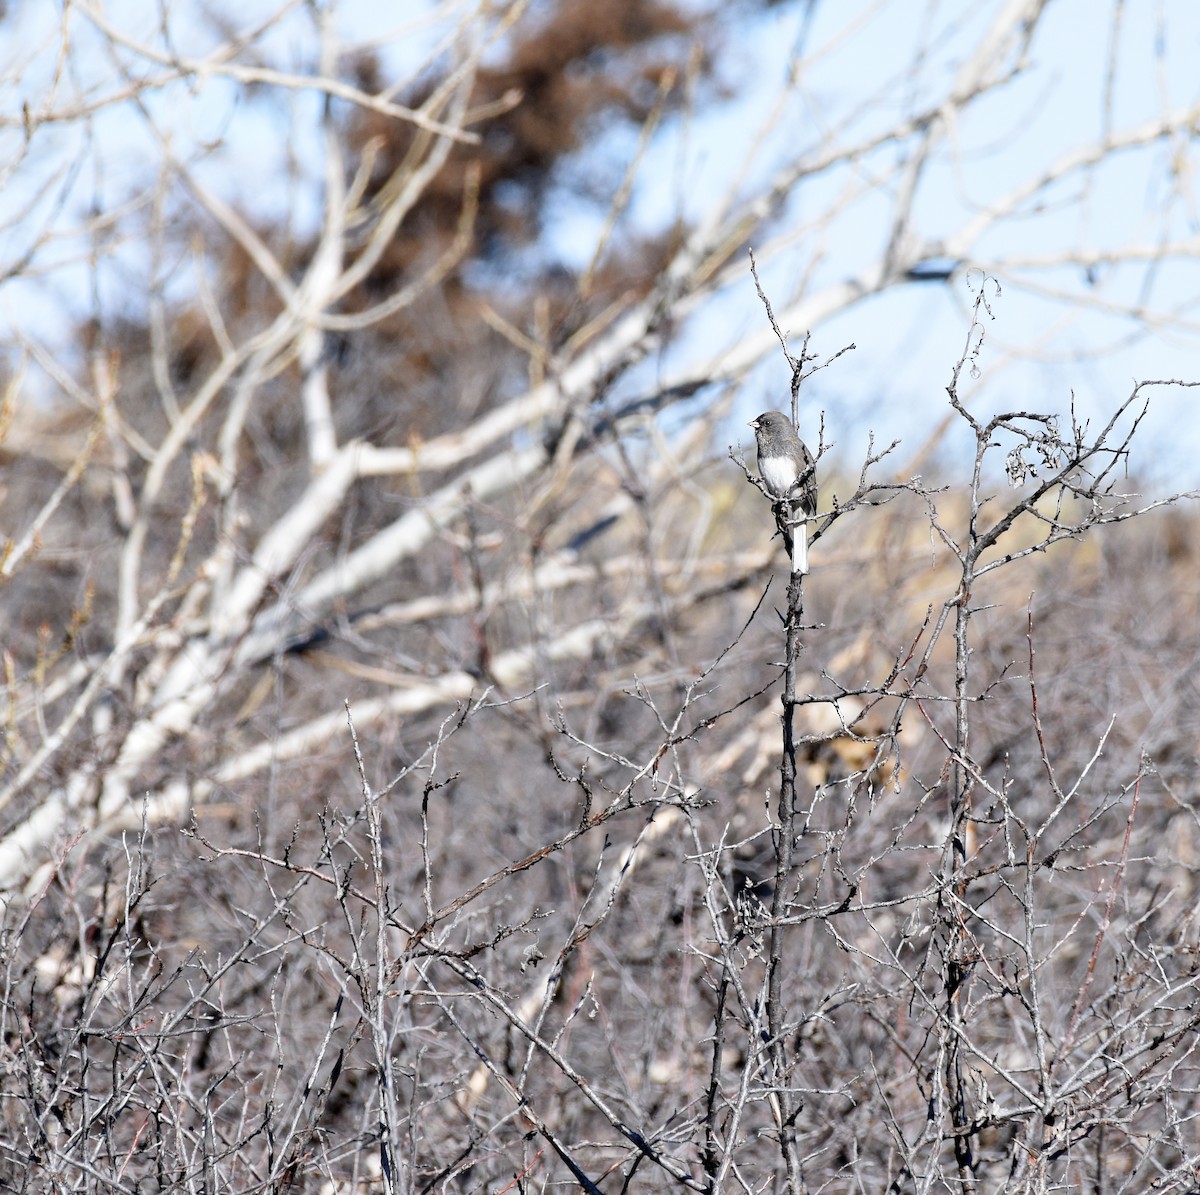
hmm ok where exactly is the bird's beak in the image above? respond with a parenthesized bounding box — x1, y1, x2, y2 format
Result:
(747, 418, 758, 429)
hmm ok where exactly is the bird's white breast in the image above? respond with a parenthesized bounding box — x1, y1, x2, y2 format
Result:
(760, 455, 797, 498)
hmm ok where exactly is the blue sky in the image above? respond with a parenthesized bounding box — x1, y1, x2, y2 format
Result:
(3, 0, 1199, 487)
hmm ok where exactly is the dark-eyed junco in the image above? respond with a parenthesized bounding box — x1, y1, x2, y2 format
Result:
(749, 411, 817, 574)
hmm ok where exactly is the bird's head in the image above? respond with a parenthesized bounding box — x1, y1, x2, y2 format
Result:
(750, 411, 787, 434)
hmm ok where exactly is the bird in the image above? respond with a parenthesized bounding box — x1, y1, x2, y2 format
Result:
(748, 410, 817, 574)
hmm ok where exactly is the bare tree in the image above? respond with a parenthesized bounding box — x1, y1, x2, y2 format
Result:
(2, 2, 1200, 1191)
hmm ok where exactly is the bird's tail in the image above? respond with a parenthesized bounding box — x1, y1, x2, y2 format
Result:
(792, 518, 808, 575)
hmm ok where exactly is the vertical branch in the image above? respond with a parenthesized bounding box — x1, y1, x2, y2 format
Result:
(298, 0, 348, 472)
(750, 253, 813, 1195)
(765, 566, 806, 1195)
(943, 560, 980, 1194)
(700, 947, 730, 1186)
(346, 703, 400, 1195)
(937, 280, 996, 1195)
